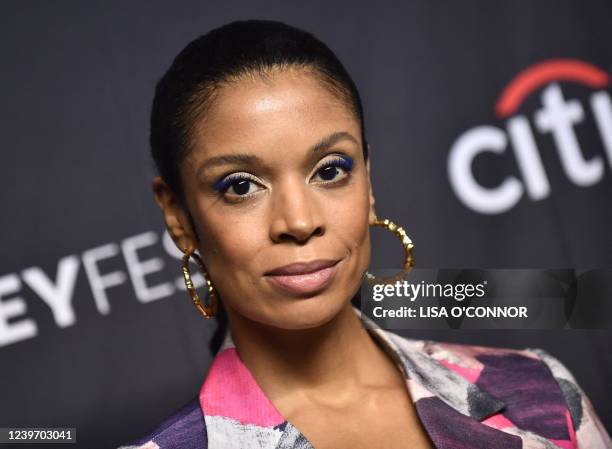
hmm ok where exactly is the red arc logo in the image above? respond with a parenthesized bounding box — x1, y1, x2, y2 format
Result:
(495, 59, 610, 118)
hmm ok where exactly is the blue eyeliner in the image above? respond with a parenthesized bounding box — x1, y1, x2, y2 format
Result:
(321, 155, 353, 172)
(212, 174, 249, 193)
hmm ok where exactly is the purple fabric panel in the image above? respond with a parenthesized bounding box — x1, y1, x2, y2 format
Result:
(475, 353, 569, 440)
(415, 397, 522, 449)
(124, 397, 207, 448)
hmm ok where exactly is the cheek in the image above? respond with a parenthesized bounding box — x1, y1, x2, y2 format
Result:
(330, 178, 371, 263)
(195, 212, 272, 319)
(196, 213, 263, 282)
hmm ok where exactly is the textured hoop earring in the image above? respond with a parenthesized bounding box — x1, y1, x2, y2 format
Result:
(365, 215, 415, 285)
(181, 248, 218, 319)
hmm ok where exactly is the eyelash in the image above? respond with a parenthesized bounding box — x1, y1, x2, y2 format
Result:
(212, 155, 354, 201)
(312, 156, 354, 183)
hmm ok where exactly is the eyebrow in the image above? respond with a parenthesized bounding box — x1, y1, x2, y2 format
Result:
(195, 131, 359, 178)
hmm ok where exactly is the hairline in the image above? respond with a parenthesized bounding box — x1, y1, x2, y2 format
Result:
(181, 63, 364, 166)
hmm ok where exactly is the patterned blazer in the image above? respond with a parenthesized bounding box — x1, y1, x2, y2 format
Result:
(118, 308, 611, 449)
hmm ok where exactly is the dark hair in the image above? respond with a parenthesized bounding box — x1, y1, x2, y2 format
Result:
(150, 20, 368, 355)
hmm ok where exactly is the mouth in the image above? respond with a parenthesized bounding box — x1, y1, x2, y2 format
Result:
(264, 259, 341, 296)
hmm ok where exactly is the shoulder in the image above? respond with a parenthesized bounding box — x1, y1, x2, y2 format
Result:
(378, 328, 557, 377)
(382, 330, 612, 448)
(116, 397, 207, 449)
(527, 347, 612, 448)
(380, 328, 578, 381)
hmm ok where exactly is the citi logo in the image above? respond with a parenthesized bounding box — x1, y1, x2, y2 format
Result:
(448, 59, 612, 214)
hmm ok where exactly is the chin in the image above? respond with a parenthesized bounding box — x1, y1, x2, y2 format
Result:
(262, 293, 348, 330)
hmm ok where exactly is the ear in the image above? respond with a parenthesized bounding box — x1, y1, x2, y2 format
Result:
(365, 143, 377, 223)
(152, 176, 197, 254)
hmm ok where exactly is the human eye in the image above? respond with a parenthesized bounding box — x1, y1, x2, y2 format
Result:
(311, 154, 354, 185)
(212, 172, 265, 202)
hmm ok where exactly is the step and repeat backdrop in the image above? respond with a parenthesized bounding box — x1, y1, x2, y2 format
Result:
(1, 1, 611, 447)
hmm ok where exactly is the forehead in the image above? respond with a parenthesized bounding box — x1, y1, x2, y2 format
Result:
(187, 69, 360, 163)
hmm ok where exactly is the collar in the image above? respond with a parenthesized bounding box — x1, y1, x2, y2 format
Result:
(199, 306, 507, 438)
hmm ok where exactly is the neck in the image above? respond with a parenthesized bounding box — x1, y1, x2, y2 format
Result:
(224, 299, 403, 410)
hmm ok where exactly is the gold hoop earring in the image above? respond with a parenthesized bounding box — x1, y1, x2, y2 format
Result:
(181, 248, 218, 319)
(365, 215, 415, 284)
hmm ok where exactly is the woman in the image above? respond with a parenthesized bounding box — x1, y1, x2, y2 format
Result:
(119, 20, 611, 449)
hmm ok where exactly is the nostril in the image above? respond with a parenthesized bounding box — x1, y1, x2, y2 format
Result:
(276, 224, 324, 244)
(312, 226, 324, 237)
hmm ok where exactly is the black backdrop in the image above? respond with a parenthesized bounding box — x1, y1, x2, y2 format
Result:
(0, 1, 611, 448)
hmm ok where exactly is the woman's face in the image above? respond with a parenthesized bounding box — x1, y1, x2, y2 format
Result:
(156, 68, 375, 330)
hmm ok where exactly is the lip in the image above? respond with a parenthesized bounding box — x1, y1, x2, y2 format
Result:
(265, 259, 339, 276)
(264, 259, 341, 296)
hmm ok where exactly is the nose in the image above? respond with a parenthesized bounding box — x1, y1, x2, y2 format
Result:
(269, 178, 325, 244)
